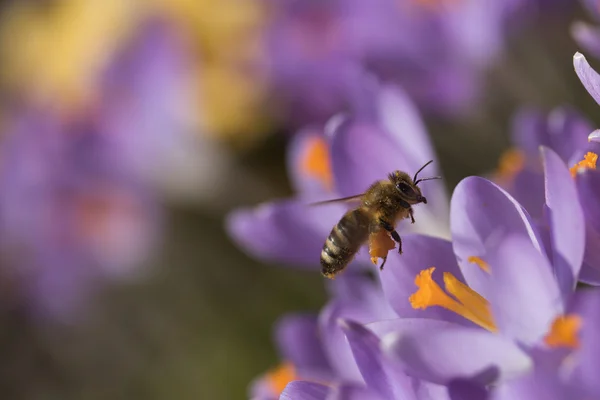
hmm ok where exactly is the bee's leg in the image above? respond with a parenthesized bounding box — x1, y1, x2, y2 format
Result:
(380, 255, 388, 270)
(379, 219, 403, 254)
(409, 207, 415, 224)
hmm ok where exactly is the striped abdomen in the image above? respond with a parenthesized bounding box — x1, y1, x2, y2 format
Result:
(321, 208, 370, 278)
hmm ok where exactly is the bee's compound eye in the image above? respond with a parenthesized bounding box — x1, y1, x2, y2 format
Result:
(397, 182, 411, 194)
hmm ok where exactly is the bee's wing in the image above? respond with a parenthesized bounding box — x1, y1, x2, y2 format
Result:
(309, 194, 364, 207)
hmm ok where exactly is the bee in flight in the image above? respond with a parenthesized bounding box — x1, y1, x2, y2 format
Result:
(314, 160, 440, 279)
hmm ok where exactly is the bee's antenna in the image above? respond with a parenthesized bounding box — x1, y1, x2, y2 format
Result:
(413, 160, 434, 183)
(414, 176, 441, 186)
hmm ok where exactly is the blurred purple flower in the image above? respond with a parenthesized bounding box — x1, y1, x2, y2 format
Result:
(491, 52, 600, 283)
(227, 83, 449, 270)
(96, 18, 206, 198)
(0, 19, 200, 320)
(264, 0, 527, 125)
(250, 313, 333, 400)
(0, 108, 162, 319)
(492, 106, 592, 219)
(572, 0, 600, 58)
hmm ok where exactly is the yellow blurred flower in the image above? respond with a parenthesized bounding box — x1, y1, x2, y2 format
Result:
(0, 0, 139, 109)
(150, 0, 271, 145)
(0, 0, 271, 146)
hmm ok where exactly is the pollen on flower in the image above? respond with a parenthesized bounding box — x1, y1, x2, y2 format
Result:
(368, 229, 395, 265)
(409, 267, 497, 332)
(467, 256, 490, 273)
(301, 136, 334, 191)
(266, 362, 297, 395)
(544, 314, 582, 349)
(569, 152, 598, 177)
(493, 148, 525, 184)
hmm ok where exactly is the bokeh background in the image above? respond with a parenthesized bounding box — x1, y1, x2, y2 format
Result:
(0, 0, 598, 398)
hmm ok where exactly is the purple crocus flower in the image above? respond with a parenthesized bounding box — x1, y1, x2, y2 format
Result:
(264, 0, 524, 126)
(571, 0, 600, 58)
(492, 52, 600, 284)
(0, 108, 161, 320)
(492, 105, 593, 219)
(253, 273, 459, 400)
(0, 19, 199, 319)
(491, 288, 600, 400)
(550, 52, 600, 284)
(272, 169, 588, 396)
(364, 147, 585, 386)
(250, 313, 333, 400)
(96, 17, 205, 198)
(227, 82, 449, 271)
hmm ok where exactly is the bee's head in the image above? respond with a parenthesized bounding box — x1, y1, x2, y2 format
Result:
(389, 160, 440, 205)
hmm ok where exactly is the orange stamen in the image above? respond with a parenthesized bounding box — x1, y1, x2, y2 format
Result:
(494, 148, 525, 184)
(467, 256, 491, 273)
(570, 152, 598, 177)
(266, 362, 297, 396)
(301, 136, 333, 191)
(544, 314, 582, 349)
(410, 267, 497, 332)
(368, 230, 396, 265)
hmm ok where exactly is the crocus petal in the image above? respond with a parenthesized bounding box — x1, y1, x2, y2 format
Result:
(447, 379, 488, 400)
(501, 168, 545, 220)
(341, 319, 414, 400)
(574, 52, 600, 107)
(326, 384, 384, 400)
(377, 86, 438, 177)
(450, 177, 544, 297)
(542, 147, 585, 295)
(226, 199, 341, 266)
(275, 314, 332, 379)
(572, 289, 600, 398)
(589, 130, 600, 143)
(511, 107, 593, 163)
(572, 22, 600, 60)
(576, 169, 600, 234)
(329, 118, 413, 197)
(580, 0, 600, 23)
(319, 276, 396, 382)
(319, 301, 361, 383)
(579, 262, 600, 286)
(367, 318, 466, 339)
(490, 369, 573, 400)
(280, 381, 329, 400)
(381, 325, 532, 386)
(379, 234, 477, 327)
(485, 235, 562, 346)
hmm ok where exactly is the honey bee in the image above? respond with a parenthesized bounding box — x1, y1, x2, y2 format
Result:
(314, 160, 440, 279)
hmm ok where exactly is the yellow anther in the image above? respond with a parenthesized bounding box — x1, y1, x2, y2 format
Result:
(494, 148, 526, 184)
(266, 362, 297, 396)
(301, 136, 334, 191)
(410, 267, 497, 332)
(544, 314, 582, 349)
(468, 256, 491, 273)
(570, 152, 598, 177)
